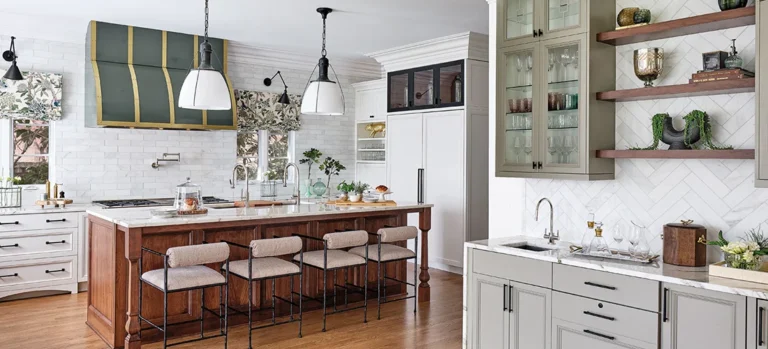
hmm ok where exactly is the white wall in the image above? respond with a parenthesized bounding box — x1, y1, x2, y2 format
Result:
(1, 28, 371, 203)
(499, 1, 764, 262)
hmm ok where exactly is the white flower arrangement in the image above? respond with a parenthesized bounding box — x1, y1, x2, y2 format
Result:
(700, 229, 768, 270)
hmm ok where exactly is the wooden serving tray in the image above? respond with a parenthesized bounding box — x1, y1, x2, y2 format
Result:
(330, 200, 397, 207)
(709, 261, 768, 284)
(35, 199, 73, 208)
(234, 200, 284, 208)
(177, 208, 208, 215)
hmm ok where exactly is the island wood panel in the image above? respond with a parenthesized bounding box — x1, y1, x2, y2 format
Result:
(87, 207, 432, 348)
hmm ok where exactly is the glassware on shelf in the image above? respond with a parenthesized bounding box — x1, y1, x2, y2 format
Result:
(548, 136, 559, 163)
(548, 52, 556, 83)
(612, 221, 626, 249)
(629, 221, 651, 259)
(563, 135, 576, 163)
(312, 178, 327, 198)
(526, 54, 534, 86)
(589, 222, 612, 257)
(580, 213, 596, 254)
(515, 55, 524, 86)
(561, 49, 571, 82)
(724, 38, 743, 69)
(512, 136, 522, 163)
(523, 136, 533, 162)
(571, 49, 579, 81)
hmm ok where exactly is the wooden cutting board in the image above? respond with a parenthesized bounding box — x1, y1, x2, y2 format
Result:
(234, 200, 285, 207)
(330, 200, 397, 207)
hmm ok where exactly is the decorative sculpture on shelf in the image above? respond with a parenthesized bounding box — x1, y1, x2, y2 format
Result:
(630, 110, 733, 150)
(365, 122, 386, 138)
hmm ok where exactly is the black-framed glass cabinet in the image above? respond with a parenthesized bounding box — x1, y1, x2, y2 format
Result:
(387, 60, 465, 112)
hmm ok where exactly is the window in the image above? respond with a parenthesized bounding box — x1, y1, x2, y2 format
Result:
(11, 119, 50, 184)
(236, 129, 295, 183)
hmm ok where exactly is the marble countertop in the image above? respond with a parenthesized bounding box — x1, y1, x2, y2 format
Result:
(466, 236, 768, 299)
(0, 203, 94, 216)
(87, 202, 433, 228)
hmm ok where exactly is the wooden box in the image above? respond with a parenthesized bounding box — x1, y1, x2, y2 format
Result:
(709, 262, 768, 285)
(663, 222, 707, 267)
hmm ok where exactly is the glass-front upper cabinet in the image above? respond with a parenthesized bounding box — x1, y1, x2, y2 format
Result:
(497, 43, 540, 173)
(539, 35, 586, 174)
(387, 60, 464, 113)
(500, 0, 586, 47)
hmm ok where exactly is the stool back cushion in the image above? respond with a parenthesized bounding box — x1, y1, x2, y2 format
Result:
(378, 226, 418, 243)
(167, 242, 230, 268)
(323, 230, 369, 249)
(250, 236, 302, 258)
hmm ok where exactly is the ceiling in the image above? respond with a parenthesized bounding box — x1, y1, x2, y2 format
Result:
(1, 0, 489, 59)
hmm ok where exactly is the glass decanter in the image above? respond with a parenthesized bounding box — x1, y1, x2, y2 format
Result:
(312, 178, 327, 198)
(174, 177, 203, 212)
(629, 221, 651, 259)
(588, 222, 612, 257)
(580, 213, 595, 254)
(724, 38, 743, 69)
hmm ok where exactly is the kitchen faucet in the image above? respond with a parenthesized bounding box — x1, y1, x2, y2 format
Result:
(283, 162, 301, 205)
(535, 197, 559, 245)
(231, 159, 254, 205)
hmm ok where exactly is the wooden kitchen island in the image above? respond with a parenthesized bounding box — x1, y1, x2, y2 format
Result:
(85, 203, 433, 349)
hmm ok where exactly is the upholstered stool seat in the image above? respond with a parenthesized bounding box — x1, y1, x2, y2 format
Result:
(223, 257, 300, 280)
(349, 244, 415, 262)
(294, 250, 365, 269)
(142, 265, 226, 291)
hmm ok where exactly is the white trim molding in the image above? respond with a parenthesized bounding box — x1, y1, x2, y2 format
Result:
(366, 32, 489, 73)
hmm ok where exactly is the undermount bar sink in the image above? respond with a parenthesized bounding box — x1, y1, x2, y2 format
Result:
(501, 242, 559, 252)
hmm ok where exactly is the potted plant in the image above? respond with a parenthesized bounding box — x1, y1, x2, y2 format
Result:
(319, 157, 346, 199)
(699, 229, 768, 270)
(336, 181, 355, 201)
(349, 182, 369, 202)
(299, 148, 323, 197)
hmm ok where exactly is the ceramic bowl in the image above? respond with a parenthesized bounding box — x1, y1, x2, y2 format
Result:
(349, 194, 362, 203)
(363, 197, 379, 203)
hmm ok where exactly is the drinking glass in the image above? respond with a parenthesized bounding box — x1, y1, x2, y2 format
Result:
(524, 115, 532, 130)
(524, 136, 533, 162)
(548, 136, 559, 163)
(629, 221, 651, 259)
(548, 93, 556, 111)
(560, 49, 571, 81)
(515, 55, 523, 86)
(572, 49, 579, 80)
(510, 99, 519, 113)
(563, 135, 574, 163)
(512, 136, 522, 163)
(526, 54, 534, 85)
(548, 52, 556, 83)
(612, 221, 625, 249)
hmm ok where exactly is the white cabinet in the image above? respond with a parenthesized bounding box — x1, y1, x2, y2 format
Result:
(508, 280, 551, 349)
(353, 79, 386, 122)
(469, 273, 507, 348)
(387, 112, 423, 204)
(661, 283, 746, 349)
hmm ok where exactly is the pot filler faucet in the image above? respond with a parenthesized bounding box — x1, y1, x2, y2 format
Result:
(283, 163, 301, 205)
(535, 197, 559, 245)
(231, 159, 254, 204)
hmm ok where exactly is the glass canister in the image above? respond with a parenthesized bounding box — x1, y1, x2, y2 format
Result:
(580, 213, 595, 253)
(175, 177, 203, 212)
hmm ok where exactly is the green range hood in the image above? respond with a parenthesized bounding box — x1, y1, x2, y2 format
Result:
(84, 21, 237, 130)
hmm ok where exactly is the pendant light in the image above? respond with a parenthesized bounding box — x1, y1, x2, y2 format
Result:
(3, 36, 23, 81)
(178, 0, 231, 110)
(301, 7, 344, 116)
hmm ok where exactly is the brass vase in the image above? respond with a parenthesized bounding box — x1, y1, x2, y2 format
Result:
(634, 48, 663, 87)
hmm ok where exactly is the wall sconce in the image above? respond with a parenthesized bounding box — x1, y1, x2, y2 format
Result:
(3, 36, 23, 81)
(264, 71, 290, 104)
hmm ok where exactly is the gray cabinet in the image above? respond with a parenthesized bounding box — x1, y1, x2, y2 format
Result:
(552, 318, 655, 349)
(748, 298, 768, 349)
(757, 0, 768, 187)
(661, 283, 746, 349)
(508, 280, 551, 349)
(469, 273, 508, 348)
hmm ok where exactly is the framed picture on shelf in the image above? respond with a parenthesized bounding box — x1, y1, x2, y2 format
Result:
(702, 51, 729, 72)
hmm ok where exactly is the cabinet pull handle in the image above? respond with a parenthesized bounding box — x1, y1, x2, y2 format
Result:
(583, 329, 615, 341)
(532, 162, 537, 169)
(538, 29, 543, 36)
(45, 268, 66, 273)
(0, 273, 18, 278)
(0, 243, 20, 248)
(0, 221, 19, 225)
(583, 311, 615, 321)
(508, 285, 513, 313)
(663, 287, 669, 322)
(46, 218, 67, 223)
(369, 115, 374, 119)
(757, 307, 765, 346)
(584, 281, 616, 290)
(503, 284, 507, 311)
(45, 240, 67, 245)
(533, 30, 538, 37)
(537, 161, 542, 169)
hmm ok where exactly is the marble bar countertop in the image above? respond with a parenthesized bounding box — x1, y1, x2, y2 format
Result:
(466, 236, 768, 300)
(0, 203, 94, 216)
(87, 202, 433, 228)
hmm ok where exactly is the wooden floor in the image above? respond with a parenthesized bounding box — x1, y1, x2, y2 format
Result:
(0, 268, 463, 349)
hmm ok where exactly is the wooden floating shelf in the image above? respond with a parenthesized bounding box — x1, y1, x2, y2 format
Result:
(597, 7, 755, 46)
(596, 149, 755, 159)
(596, 78, 755, 102)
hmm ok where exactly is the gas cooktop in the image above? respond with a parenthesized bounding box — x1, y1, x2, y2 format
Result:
(92, 197, 232, 209)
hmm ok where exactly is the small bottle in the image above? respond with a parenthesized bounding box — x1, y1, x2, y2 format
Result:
(724, 38, 743, 69)
(580, 213, 595, 254)
(589, 222, 612, 257)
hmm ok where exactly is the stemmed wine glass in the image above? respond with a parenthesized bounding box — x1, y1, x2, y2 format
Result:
(548, 136, 560, 163)
(526, 54, 534, 86)
(629, 221, 651, 259)
(572, 49, 579, 81)
(548, 52, 556, 83)
(512, 136, 522, 163)
(515, 55, 523, 86)
(612, 221, 625, 249)
(563, 135, 575, 163)
(524, 135, 533, 162)
(561, 49, 572, 81)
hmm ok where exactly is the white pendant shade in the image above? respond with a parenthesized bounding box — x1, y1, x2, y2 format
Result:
(178, 69, 231, 110)
(301, 80, 344, 115)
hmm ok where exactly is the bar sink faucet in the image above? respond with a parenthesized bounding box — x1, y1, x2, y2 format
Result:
(535, 197, 559, 245)
(283, 162, 301, 205)
(231, 159, 254, 205)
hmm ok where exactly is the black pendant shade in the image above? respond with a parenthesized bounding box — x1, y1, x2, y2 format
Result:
(278, 90, 291, 104)
(3, 36, 23, 81)
(264, 71, 291, 104)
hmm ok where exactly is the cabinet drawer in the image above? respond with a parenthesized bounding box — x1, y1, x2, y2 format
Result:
(552, 318, 657, 349)
(0, 212, 79, 232)
(472, 249, 552, 288)
(553, 264, 659, 312)
(0, 257, 75, 289)
(552, 291, 658, 345)
(0, 230, 76, 260)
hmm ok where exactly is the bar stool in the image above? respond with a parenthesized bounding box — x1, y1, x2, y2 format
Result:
(138, 242, 230, 349)
(349, 226, 418, 320)
(293, 230, 369, 332)
(221, 237, 304, 349)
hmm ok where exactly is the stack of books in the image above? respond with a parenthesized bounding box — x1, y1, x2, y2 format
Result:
(689, 69, 754, 84)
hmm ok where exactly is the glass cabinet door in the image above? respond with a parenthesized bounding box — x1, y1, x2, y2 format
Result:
(437, 62, 464, 106)
(539, 35, 586, 173)
(388, 71, 409, 111)
(412, 68, 435, 108)
(504, 0, 536, 43)
(543, 0, 585, 38)
(498, 44, 539, 172)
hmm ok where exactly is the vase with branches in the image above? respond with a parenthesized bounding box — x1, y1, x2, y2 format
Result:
(299, 148, 323, 197)
(319, 157, 346, 199)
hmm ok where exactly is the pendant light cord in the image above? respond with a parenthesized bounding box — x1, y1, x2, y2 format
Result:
(321, 12, 327, 57)
(204, 0, 210, 42)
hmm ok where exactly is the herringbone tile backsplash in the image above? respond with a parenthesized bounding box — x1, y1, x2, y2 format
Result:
(524, 0, 761, 261)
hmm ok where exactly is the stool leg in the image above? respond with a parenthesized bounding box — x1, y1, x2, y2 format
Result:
(272, 278, 276, 325)
(163, 289, 168, 349)
(378, 242, 382, 320)
(200, 288, 205, 338)
(248, 279, 253, 349)
(414, 235, 418, 314)
(344, 268, 348, 306)
(322, 267, 327, 332)
(364, 247, 368, 324)
(333, 269, 337, 312)
(299, 269, 303, 338)
(138, 279, 143, 339)
(224, 274, 229, 349)
(219, 286, 224, 334)
(290, 276, 294, 321)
